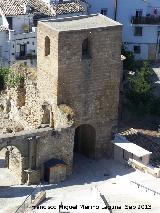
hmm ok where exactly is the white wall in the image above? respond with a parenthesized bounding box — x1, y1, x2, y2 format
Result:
(11, 15, 33, 34)
(0, 31, 10, 65)
(86, 0, 160, 60)
(87, 0, 115, 19)
(9, 30, 37, 66)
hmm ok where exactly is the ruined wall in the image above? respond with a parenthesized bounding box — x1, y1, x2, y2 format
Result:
(36, 128, 74, 179)
(9, 148, 22, 183)
(0, 76, 43, 133)
(0, 127, 74, 184)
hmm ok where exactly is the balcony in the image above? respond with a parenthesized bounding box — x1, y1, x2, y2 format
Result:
(131, 16, 160, 25)
(16, 53, 37, 60)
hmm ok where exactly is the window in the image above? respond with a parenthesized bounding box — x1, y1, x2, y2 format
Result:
(82, 38, 90, 59)
(134, 45, 141, 54)
(134, 27, 142, 36)
(20, 44, 26, 57)
(45, 36, 50, 56)
(135, 10, 143, 17)
(6, 17, 13, 30)
(123, 149, 125, 159)
(101, 8, 108, 16)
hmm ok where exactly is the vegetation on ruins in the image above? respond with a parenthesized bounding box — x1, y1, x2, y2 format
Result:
(125, 61, 153, 115)
(0, 63, 37, 91)
(0, 67, 24, 90)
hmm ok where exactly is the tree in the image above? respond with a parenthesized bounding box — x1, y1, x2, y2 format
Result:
(125, 61, 153, 115)
(0, 66, 24, 91)
(121, 45, 135, 70)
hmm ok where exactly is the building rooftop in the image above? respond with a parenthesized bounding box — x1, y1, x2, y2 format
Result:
(0, 0, 54, 16)
(52, 1, 85, 15)
(119, 128, 160, 161)
(0, 0, 85, 17)
(40, 14, 122, 32)
(112, 134, 152, 158)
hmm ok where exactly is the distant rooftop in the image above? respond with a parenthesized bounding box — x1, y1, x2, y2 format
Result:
(0, 0, 54, 16)
(40, 14, 122, 32)
(0, 0, 85, 17)
(52, 1, 85, 15)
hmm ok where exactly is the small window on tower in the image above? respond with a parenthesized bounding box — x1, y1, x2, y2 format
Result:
(45, 36, 50, 56)
(82, 38, 90, 59)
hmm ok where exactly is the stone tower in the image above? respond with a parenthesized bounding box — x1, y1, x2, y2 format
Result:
(37, 14, 122, 159)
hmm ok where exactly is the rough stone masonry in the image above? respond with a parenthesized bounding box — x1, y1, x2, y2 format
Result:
(0, 14, 122, 184)
(37, 14, 122, 159)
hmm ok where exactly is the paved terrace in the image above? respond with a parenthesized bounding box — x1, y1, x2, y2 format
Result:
(1, 154, 160, 213)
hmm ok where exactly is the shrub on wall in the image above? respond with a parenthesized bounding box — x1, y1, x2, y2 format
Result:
(0, 67, 24, 91)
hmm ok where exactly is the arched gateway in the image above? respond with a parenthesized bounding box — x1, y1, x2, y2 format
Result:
(0, 133, 30, 184)
(74, 124, 96, 159)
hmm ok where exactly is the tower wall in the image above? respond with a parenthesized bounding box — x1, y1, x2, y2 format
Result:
(57, 27, 122, 158)
(37, 18, 122, 158)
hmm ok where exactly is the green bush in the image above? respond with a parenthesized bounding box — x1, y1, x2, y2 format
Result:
(0, 67, 24, 91)
(122, 46, 135, 70)
(125, 61, 154, 116)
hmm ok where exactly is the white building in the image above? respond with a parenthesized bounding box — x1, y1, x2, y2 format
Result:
(86, 0, 160, 61)
(0, 0, 86, 67)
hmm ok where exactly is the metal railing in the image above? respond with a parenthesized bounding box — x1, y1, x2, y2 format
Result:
(131, 16, 160, 25)
(131, 181, 160, 196)
(15, 183, 42, 213)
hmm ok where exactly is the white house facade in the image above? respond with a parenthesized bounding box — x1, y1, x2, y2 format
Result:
(0, 0, 86, 67)
(86, 0, 160, 61)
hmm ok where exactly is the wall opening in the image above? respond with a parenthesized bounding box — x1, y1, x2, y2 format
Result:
(74, 124, 96, 159)
(45, 36, 50, 56)
(41, 103, 52, 126)
(82, 38, 90, 59)
(0, 146, 22, 185)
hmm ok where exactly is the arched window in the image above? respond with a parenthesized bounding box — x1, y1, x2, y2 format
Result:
(82, 38, 90, 58)
(45, 36, 50, 56)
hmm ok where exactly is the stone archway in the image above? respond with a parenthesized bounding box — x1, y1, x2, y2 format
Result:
(74, 124, 96, 159)
(0, 146, 23, 185)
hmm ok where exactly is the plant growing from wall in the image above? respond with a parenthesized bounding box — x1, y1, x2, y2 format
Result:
(0, 67, 10, 90)
(7, 70, 24, 88)
(0, 67, 24, 91)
